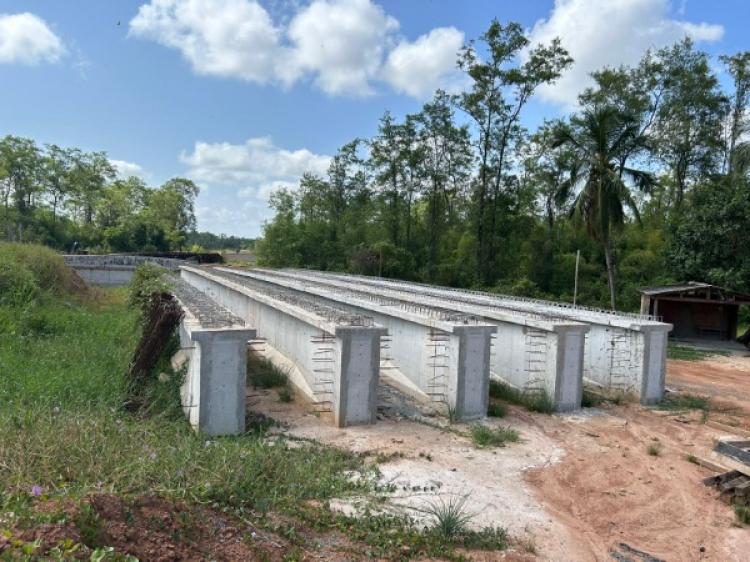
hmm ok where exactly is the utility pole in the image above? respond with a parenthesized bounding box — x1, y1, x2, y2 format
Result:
(573, 250, 580, 306)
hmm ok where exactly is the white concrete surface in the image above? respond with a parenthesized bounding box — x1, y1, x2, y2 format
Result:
(180, 266, 386, 427)
(286, 269, 672, 405)
(251, 268, 588, 412)
(215, 268, 497, 420)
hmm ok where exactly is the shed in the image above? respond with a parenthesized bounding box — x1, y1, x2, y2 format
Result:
(639, 282, 750, 341)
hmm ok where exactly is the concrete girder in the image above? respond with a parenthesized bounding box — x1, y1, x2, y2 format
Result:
(243, 268, 587, 412)
(278, 269, 672, 405)
(180, 266, 385, 427)
(209, 267, 498, 420)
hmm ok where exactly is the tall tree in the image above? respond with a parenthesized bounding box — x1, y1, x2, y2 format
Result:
(653, 39, 727, 209)
(720, 51, 750, 179)
(458, 20, 572, 283)
(414, 91, 472, 280)
(554, 107, 655, 309)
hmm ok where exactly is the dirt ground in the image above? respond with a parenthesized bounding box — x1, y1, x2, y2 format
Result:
(250, 356, 750, 562)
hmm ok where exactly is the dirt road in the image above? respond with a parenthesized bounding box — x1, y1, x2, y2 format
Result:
(251, 356, 750, 561)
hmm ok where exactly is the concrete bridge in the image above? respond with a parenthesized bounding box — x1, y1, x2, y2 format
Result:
(69, 254, 672, 435)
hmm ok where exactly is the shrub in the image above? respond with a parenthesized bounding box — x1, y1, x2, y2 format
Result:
(128, 263, 172, 312)
(0, 242, 83, 296)
(489, 380, 554, 414)
(470, 424, 520, 448)
(0, 261, 39, 306)
(422, 496, 473, 540)
(647, 443, 662, 456)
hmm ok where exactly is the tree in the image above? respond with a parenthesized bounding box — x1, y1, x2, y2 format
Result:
(554, 107, 655, 309)
(720, 51, 750, 179)
(413, 91, 472, 280)
(457, 20, 572, 283)
(653, 39, 727, 209)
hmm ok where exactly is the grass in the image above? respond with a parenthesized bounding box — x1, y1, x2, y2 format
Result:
(486, 402, 507, 417)
(0, 248, 510, 559)
(489, 380, 554, 414)
(646, 443, 662, 456)
(247, 351, 289, 389)
(421, 496, 473, 540)
(735, 504, 750, 525)
(667, 344, 729, 361)
(469, 424, 520, 448)
(656, 393, 711, 412)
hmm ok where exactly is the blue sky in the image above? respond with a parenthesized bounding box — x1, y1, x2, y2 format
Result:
(1, 0, 747, 237)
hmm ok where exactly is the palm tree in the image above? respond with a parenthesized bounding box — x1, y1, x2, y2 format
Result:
(554, 106, 655, 310)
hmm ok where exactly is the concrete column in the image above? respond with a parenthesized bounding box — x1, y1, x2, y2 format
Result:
(334, 327, 384, 427)
(639, 326, 669, 405)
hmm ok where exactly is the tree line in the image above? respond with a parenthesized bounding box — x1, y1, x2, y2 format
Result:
(0, 136, 200, 253)
(258, 21, 750, 311)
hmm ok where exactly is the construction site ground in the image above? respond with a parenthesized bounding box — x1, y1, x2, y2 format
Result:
(250, 353, 750, 561)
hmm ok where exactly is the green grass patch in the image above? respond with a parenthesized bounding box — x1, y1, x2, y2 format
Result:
(486, 402, 507, 417)
(656, 393, 711, 412)
(646, 443, 662, 456)
(469, 424, 520, 448)
(667, 344, 729, 361)
(489, 380, 554, 414)
(735, 504, 750, 525)
(247, 351, 289, 389)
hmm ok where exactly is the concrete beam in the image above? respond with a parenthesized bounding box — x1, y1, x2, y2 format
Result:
(212, 268, 499, 420)
(248, 268, 588, 412)
(180, 266, 385, 427)
(171, 279, 255, 436)
(281, 269, 671, 405)
(64, 254, 186, 287)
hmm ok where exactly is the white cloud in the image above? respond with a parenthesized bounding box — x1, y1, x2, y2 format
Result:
(110, 159, 149, 180)
(129, 0, 285, 83)
(287, 0, 398, 96)
(527, 0, 724, 107)
(182, 137, 331, 236)
(130, 0, 461, 98)
(382, 27, 465, 98)
(0, 12, 65, 65)
(181, 137, 330, 184)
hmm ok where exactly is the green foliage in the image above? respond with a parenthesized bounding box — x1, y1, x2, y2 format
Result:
(247, 352, 289, 389)
(127, 263, 172, 312)
(0, 294, 371, 514)
(0, 135, 199, 253)
(486, 402, 507, 417)
(646, 443, 662, 456)
(667, 344, 728, 361)
(421, 496, 473, 540)
(0, 260, 40, 306)
(656, 393, 711, 412)
(489, 380, 555, 414)
(0, 242, 82, 296)
(469, 424, 520, 448)
(735, 504, 750, 525)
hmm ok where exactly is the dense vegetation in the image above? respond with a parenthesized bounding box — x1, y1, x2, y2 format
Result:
(0, 140, 200, 253)
(258, 22, 750, 311)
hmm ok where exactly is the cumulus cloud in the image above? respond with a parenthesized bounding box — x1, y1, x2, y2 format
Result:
(527, 0, 724, 107)
(0, 12, 65, 65)
(129, 0, 285, 83)
(110, 159, 149, 180)
(182, 137, 331, 236)
(382, 27, 466, 98)
(130, 0, 462, 97)
(287, 0, 398, 95)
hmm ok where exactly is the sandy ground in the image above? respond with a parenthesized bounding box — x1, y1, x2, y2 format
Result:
(249, 356, 750, 562)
